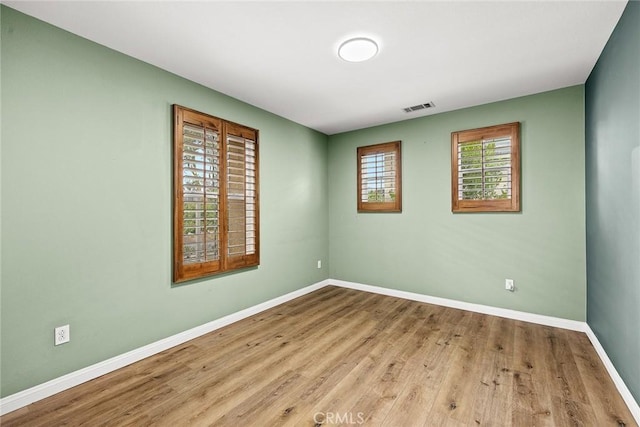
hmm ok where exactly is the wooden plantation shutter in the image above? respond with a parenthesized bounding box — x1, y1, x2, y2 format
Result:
(357, 141, 402, 212)
(224, 124, 259, 270)
(174, 108, 222, 281)
(173, 105, 259, 282)
(451, 122, 520, 212)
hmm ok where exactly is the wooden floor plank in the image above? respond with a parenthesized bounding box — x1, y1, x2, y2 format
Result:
(571, 331, 632, 426)
(1, 286, 636, 427)
(342, 303, 439, 425)
(430, 310, 492, 425)
(378, 307, 451, 426)
(477, 316, 516, 425)
(511, 322, 555, 426)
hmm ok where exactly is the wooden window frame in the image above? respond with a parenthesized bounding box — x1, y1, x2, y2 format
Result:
(173, 105, 259, 283)
(357, 141, 402, 213)
(451, 122, 520, 213)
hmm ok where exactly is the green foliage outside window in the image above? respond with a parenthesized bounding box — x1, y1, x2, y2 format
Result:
(367, 189, 397, 202)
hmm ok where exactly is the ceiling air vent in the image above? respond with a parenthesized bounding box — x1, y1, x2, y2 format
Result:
(403, 102, 435, 113)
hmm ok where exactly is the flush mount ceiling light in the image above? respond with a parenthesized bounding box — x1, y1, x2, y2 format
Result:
(338, 37, 379, 62)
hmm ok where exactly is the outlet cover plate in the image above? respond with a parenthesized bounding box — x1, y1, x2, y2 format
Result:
(505, 279, 515, 292)
(55, 324, 70, 345)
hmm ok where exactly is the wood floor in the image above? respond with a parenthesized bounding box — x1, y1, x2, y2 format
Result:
(2, 286, 636, 426)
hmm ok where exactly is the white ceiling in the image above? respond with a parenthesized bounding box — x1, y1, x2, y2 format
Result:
(4, 1, 628, 135)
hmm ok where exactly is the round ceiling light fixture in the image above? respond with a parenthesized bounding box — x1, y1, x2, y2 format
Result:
(338, 37, 379, 62)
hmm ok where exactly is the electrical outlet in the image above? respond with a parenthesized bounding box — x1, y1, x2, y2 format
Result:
(317, 260, 322, 269)
(505, 279, 515, 292)
(54, 325, 70, 346)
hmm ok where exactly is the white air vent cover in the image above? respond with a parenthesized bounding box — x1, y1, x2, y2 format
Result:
(403, 102, 435, 113)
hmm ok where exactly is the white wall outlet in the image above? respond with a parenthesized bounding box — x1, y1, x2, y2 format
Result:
(317, 260, 322, 269)
(54, 324, 70, 346)
(505, 279, 515, 292)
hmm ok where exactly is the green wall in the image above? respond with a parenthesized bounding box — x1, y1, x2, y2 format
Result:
(586, 1, 640, 404)
(328, 86, 586, 321)
(0, 7, 329, 397)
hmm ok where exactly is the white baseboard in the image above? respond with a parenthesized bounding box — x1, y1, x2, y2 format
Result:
(585, 326, 640, 424)
(0, 279, 330, 416)
(3, 277, 638, 425)
(330, 279, 586, 331)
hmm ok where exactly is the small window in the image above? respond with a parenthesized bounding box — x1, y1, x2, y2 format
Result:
(451, 122, 520, 212)
(357, 141, 402, 212)
(173, 105, 259, 282)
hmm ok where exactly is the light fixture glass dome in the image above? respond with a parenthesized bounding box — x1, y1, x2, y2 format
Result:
(338, 37, 379, 62)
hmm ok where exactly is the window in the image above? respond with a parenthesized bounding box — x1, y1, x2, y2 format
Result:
(173, 105, 259, 282)
(357, 141, 402, 212)
(451, 122, 520, 212)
